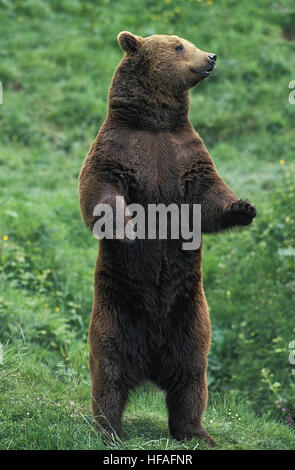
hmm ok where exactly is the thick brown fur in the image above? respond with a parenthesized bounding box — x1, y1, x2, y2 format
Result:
(79, 32, 256, 446)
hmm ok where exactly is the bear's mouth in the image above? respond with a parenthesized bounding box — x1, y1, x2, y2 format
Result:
(190, 65, 215, 76)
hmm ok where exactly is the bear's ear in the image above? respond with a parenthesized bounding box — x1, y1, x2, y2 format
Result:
(118, 31, 142, 53)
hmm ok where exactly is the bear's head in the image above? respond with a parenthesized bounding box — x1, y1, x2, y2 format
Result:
(117, 31, 216, 93)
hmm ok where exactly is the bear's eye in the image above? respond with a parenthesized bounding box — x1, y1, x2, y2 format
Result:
(175, 44, 184, 52)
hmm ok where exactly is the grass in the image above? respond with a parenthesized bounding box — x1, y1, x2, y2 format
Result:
(1, 346, 294, 450)
(0, 0, 295, 450)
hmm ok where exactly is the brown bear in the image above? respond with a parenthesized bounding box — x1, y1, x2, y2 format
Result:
(79, 32, 256, 446)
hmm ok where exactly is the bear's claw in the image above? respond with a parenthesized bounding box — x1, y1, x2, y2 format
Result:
(224, 199, 256, 227)
(230, 199, 256, 218)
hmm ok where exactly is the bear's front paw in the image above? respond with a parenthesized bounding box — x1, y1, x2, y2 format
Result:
(224, 199, 257, 227)
(113, 212, 136, 243)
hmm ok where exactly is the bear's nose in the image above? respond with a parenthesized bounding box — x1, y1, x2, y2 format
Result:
(208, 53, 217, 63)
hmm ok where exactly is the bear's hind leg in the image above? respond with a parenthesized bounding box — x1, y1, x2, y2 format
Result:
(166, 367, 216, 447)
(90, 352, 129, 443)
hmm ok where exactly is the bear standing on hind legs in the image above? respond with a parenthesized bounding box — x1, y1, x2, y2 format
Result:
(79, 31, 256, 447)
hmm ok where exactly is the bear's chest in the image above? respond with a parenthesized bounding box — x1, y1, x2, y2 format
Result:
(139, 146, 180, 204)
(126, 131, 199, 205)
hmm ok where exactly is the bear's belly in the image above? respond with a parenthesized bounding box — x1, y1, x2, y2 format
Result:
(98, 236, 201, 319)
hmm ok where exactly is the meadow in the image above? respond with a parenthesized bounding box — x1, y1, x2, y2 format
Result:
(0, 0, 295, 450)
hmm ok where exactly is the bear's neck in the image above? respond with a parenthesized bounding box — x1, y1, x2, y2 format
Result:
(107, 58, 190, 132)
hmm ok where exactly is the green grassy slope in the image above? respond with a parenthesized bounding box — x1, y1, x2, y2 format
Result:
(0, 0, 295, 450)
